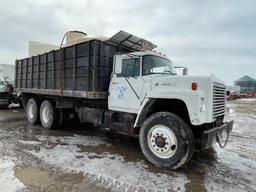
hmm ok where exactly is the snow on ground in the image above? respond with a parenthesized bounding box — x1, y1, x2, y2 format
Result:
(239, 98, 256, 102)
(18, 140, 43, 146)
(204, 99, 256, 192)
(36, 134, 106, 147)
(204, 147, 256, 192)
(0, 130, 25, 192)
(225, 99, 256, 160)
(0, 158, 24, 192)
(23, 135, 188, 191)
(1, 98, 256, 191)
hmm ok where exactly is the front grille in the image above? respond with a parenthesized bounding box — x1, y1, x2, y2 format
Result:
(213, 83, 226, 119)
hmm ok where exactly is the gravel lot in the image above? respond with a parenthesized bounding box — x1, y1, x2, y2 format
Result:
(0, 99, 256, 192)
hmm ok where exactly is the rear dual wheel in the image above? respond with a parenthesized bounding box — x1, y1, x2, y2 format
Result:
(40, 100, 60, 129)
(26, 98, 63, 129)
(26, 98, 39, 124)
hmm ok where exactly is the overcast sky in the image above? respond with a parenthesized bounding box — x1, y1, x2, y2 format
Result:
(0, 0, 255, 84)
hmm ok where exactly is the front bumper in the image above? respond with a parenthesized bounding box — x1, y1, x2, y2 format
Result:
(202, 121, 234, 149)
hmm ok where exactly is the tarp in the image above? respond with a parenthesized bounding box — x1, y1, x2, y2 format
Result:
(108, 30, 157, 51)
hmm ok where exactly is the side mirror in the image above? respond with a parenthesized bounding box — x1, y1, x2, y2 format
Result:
(183, 68, 188, 75)
(114, 55, 122, 74)
(174, 66, 188, 76)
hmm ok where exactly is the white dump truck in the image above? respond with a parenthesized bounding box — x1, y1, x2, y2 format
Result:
(15, 31, 233, 169)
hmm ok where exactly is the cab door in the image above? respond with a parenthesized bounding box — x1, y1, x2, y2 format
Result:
(108, 56, 144, 114)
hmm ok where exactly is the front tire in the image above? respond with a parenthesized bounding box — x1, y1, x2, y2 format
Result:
(139, 112, 194, 170)
(40, 100, 59, 129)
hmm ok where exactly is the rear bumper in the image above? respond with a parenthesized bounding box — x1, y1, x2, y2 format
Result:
(202, 120, 234, 149)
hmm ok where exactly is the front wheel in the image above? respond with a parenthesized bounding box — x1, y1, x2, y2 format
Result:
(139, 112, 194, 170)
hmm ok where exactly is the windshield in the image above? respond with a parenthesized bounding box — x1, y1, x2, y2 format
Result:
(142, 55, 173, 75)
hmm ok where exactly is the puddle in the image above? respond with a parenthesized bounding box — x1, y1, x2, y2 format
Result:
(16, 142, 41, 152)
(14, 166, 83, 191)
(183, 147, 219, 191)
(77, 143, 143, 162)
(184, 159, 207, 192)
(14, 166, 52, 187)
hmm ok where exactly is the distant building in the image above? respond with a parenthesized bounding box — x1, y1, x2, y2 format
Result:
(234, 75, 256, 96)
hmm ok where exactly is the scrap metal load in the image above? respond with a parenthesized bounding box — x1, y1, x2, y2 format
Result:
(15, 31, 156, 99)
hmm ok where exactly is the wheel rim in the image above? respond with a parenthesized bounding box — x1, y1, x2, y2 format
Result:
(28, 103, 35, 119)
(41, 105, 51, 124)
(147, 124, 178, 159)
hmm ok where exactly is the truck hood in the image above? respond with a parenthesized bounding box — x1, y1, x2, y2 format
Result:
(149, 75, 225, 91)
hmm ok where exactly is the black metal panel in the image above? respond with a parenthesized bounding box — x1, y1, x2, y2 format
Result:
(72, 45, 76, 92)
(64, 78, 73, 90)
(64, 59, 73, 69)
(64, 46, 73, 59)
(30, 57, 33, 88)
(15, 39, 131, 98)
(20, 60, 23, 88)
(51, 52, 55, 89)
(78, 106, 105, 125)
(76, 43, 89, 57)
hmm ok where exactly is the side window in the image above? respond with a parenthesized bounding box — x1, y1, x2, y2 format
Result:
(119, 58, 140, 77)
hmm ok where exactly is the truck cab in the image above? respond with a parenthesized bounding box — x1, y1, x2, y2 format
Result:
(108, 50, 233, 169)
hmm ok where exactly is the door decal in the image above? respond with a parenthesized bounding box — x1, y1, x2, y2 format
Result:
(114, 86, 128, 100)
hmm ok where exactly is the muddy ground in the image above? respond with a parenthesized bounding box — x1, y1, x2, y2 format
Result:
(0, 99, 256, 192)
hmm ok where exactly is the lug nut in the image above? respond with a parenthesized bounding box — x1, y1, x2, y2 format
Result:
(171, 145, 176, 150)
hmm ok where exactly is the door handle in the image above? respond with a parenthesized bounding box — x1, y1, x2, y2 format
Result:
(111, 82, 118, 85)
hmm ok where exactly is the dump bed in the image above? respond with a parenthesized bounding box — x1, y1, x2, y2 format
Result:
(15, 40, 130, 99)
